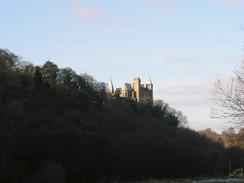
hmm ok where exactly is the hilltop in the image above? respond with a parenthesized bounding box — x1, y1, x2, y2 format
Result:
(0, 49, 243, 183)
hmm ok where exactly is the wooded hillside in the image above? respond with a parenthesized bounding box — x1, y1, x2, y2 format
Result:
(0, 49, 243, 183)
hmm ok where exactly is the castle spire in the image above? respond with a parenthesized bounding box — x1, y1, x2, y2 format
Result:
(108, 79, 114, 94)
(147, 76, 153, 85)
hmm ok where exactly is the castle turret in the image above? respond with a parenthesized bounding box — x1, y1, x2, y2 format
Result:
(146, 77, 153, 101)
(146, 78, 153, 90)
(133, 77, 141, 102)
(108, 79, 114, 94)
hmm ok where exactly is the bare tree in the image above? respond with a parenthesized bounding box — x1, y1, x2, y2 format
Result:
(212, 63, 244, 127)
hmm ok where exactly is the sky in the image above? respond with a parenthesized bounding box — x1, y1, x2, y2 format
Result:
(1, 0, 244, 131)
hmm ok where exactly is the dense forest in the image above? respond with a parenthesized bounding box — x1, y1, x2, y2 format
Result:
(0, 48, 244, 183)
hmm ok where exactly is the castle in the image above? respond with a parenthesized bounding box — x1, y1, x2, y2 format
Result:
(108, 77, 153, 103)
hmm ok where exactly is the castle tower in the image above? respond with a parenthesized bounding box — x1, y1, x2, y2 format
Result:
(146, 77, 153, 91)
(132, 77, 141, 102)
(120, 83, 132, 99)
(108, 79, 114, 94)
(146, 77, 153, 101)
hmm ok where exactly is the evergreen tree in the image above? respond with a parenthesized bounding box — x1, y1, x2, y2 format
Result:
(42, 61, 58, 87)
(34, 66, 43, 87)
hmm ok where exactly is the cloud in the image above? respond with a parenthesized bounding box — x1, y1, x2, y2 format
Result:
(70, 0, 156, 27)
(223, 0, 244, 7)
(144, 0, 184, 15)
(74, 5, 103, 20)
(122, 0, 184, 15)
(71, 0, 183, 28)
(71, 0, 104, 21)
(154, 84, 213, 108)
(162, 54, 201, 75)
(106, 17, 157, 27)
(211, 0, 244, 9)
(157, 84, 211, 97)
(170, 97, 210, 107)
(69, 0, 182, 27)
(163, 54, 199, 64)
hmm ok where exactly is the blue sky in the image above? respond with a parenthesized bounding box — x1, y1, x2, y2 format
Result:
(1, 0, 244, 131)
